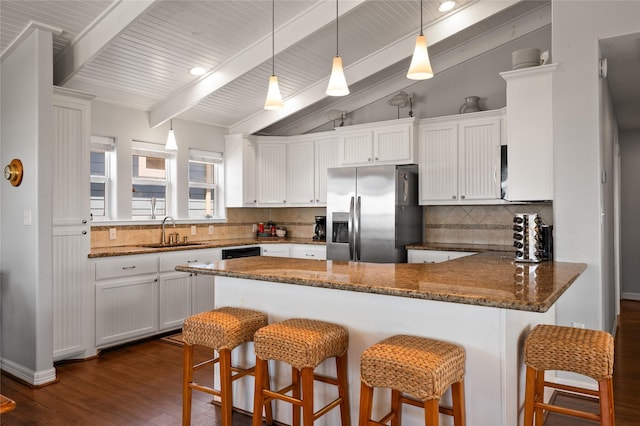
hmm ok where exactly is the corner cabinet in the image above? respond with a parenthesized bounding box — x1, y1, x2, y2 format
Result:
(500, 64, 557, 201)
(224, 134, 258, 207)
(337, 118, 416, 166)
(418, 110, 503, 205)
(52, 87, 95, 361)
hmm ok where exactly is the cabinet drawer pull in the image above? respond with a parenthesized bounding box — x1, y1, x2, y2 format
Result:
(305, 253, 315, 257)
(122, 266, 136, 270)
(187, 260, 198, 263)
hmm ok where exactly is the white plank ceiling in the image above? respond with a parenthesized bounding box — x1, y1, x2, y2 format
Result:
(7, 0, 613, 135)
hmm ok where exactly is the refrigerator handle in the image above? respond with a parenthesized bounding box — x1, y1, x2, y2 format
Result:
(348, 196, 355, 261)
(355, 196, 362, 261)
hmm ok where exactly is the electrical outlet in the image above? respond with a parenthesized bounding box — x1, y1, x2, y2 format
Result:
(252, 224, 257, 232)
(23, 209, 32, 226)
(208, 225, 214, 235)
(109, 228, 117, 240)
(191, 225, 197, 236)
(572, 322, 585, 329)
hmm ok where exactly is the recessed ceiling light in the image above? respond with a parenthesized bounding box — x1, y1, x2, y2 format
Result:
(189, 67, 206, 76)
(438, 1, 456, 12)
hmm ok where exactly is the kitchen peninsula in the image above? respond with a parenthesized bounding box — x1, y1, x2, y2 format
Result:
(177, 253, 586, 426)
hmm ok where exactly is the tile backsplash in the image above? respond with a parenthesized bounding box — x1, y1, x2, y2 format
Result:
(91, 204, 552, 249)
(91, 207, 325, 248)
(423, 203, 553, 246)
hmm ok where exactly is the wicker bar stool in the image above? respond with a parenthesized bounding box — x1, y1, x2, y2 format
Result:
(359, 335, 466, 426)
(182, 306, 273, 426)
(251, 318, 351, 426)
(524, 324, 615, 426)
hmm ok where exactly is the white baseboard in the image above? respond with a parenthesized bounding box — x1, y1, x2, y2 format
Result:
(1, 357, 56, 386)
(622, 292, 640, 301)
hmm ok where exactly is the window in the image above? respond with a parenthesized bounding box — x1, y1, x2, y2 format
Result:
(131, 143, 173, 219)
(90, 136, 115, 220)
(189, 149, 222, 219)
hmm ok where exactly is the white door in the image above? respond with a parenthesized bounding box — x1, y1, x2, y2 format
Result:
(419, 124, 458, 202)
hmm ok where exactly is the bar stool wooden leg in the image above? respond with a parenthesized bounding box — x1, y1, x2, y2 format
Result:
(219, 349, 233, 426)
(390, 389, 402, 426)
(358, 382, 373, 426)
(451, 380, 466, 426)
(424, 399, 440, 426)
(336, 354, 352, 426)
(182, 343, 194, 426)
(599, 378, 614, 426)
(534, 370, 544, 426)
(292, 367, 301, 426)
(252, 357, 267, 426)
(523, 366, 536, 426)
(302, 368, 315, 426)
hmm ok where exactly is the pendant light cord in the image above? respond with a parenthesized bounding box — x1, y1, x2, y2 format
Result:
(419, 0, 424, 36)
(271, 0, 275, 75)
(335, 0, 339, 55)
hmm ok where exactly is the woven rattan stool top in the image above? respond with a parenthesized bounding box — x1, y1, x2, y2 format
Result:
(524, 324, 614, 380)
(360, 334, 466, 401)
(253, 318, 348, 370)
(182, 307, 268, 351)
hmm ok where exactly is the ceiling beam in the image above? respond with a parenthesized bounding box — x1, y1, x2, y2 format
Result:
(148, 0, 366, 128)
(230, 0, 523, 135)
(268, 3, 552, 136)
(53, 0, 157, 86)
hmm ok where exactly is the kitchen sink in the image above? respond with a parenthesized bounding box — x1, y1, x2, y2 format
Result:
(138, 242, 206, 249)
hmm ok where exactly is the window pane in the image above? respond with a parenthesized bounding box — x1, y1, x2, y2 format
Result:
(189, 161, 215, 184)
(90, 182, 106, 217)
(189, 187, 215, 218)
(90, 151, 105, 177)
(133, 155, 166, 179)
(132, 184, 165, 217)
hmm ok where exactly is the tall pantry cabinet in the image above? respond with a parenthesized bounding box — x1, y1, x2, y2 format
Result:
(52, 87, 94, 360)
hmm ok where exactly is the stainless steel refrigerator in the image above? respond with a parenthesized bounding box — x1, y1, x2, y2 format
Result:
(326, 164, 422, 263)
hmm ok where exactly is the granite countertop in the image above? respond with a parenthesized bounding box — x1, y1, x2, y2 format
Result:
(88, 237, 325, 258)
(405, 242, 513, 252)
(176, 252, 587, 313)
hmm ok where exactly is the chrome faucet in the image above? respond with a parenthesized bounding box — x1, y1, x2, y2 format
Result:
(161, 216, 176, 245)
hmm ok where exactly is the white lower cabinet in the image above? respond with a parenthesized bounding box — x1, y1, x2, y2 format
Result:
(261, 244, 291, 257)
(289, 244, 326, 260)
(407, 249, 476, 264)
(96, 274, 159, 347)
(159, 272, 192, 331)
(94, 249, 220, 349)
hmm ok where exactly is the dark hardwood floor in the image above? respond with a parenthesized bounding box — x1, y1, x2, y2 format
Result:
(1, 301, 639, 425)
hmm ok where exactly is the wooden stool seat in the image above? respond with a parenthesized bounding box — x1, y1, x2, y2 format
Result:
(359, 335, 466, 426)
(524, 324, 615, 426)
(182, 307, 272, 426)
(252, 318, 351, 426)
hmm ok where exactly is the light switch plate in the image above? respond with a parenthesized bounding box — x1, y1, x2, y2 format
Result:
(191, 225, 197, 236)
(109, 228, 117, 240)
(208, 225, 214, 235)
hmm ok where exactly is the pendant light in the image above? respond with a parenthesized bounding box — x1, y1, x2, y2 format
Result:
(264, 0, 284, 110)
(407, 0, 434, 80)
(165, 119, 177, 150)
(326, 0, 349, 96)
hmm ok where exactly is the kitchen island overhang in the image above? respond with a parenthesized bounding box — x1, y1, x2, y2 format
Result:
(176, 254, 586, 426)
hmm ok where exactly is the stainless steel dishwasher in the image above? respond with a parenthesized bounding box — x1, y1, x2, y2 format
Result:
(221, 246, 261, 259)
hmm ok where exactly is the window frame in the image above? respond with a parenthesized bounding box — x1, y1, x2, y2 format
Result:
(131, 142, 174, 220)
(188, 149, 223, 219)
(90, 136, 115, 221)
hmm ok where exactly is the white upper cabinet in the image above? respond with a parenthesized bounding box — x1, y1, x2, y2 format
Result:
(224, 134, 257, 207)
(419, 111, 502, 205)
(287, 140, 315, 206)
(257, 142, 288, 206)
(337, 118, 416, 166)
(501, 64, 557, 201)
(314, 136, 340, 205)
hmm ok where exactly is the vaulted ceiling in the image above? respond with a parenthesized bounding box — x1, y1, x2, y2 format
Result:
(6, 0, 610, 136)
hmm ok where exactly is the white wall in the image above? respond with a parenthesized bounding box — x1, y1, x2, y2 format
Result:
(620, 130, 640, 300)
(0, 29, 56, 385)
(309, 26, 552, 133)
(552, 1, 639, 335)
(91, 101, 227, 220)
